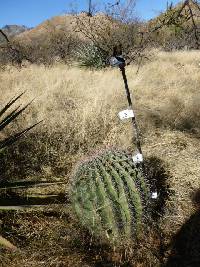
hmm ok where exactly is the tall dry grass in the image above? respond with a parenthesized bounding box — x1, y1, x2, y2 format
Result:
(1, 50, 200, 266)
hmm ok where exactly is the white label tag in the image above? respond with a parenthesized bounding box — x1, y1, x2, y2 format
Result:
(118, 109, 134, 120)
(151, 192, 158, 199)
(132, 153, 143, 163)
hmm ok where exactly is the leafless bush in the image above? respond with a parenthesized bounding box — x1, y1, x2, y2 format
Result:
(0, 30, 32, 67)
(19, 30, 79, 66)
(0, 27, 79, 66)
(74, 13, 141, 65)
(148, 0, 200, 50)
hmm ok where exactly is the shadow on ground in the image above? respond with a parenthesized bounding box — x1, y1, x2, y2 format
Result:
(166, 190, 200, 267)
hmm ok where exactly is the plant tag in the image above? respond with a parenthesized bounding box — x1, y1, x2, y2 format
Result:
(118, 109, 134, 120)
(132, 153, 143, 163)
(151, 191, 158, 199)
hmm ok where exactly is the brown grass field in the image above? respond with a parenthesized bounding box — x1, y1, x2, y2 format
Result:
(1, 50, 200, 266)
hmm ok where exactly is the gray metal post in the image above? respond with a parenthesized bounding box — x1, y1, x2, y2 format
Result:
(119, 65, 143, 156)
(110, 55, 143, 159)
(88, 0, 92, 16)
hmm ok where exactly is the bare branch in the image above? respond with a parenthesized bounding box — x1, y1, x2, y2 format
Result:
(0, 29, 10, 43)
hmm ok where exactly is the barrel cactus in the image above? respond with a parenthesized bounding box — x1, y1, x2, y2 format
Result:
(69, 149, 151, 244)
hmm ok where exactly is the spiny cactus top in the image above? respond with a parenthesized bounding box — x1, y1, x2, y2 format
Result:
(69, 149, 151, 243)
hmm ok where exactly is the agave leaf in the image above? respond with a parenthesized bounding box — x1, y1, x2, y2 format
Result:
(25, 194, 61, 198)
(0, 180, 65, 190)
(0, 205, 49, 210)
(0, 121, 42, 150)
(0, 92, 25, 118)
(0, 100, 33, 131)
(0, 105, 21, 126)
(0, 93, 40, 151)
(0, 193, 66, 206)
(0, 204, 66, 210)
(0, 235, 17, 250)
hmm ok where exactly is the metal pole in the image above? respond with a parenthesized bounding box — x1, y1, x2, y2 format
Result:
(109, 54, 143, 165)
(110, 54, 158, 200)
(88, 0, 92, 16)
(119, 65, 143, 155)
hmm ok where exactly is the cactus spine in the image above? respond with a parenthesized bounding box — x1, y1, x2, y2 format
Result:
(70, 150, 151, 243)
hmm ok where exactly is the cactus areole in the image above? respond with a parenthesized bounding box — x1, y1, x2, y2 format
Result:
(70, 150, 151, 243)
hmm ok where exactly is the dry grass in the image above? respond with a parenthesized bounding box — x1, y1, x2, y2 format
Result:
(1, 50, 200, 266)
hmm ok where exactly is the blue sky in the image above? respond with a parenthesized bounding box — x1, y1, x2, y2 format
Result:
(0, 0, 180, 28)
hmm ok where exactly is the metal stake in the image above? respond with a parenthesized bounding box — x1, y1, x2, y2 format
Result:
(110, 55, 143, 159)
(110, 55, 158, 200)
(119, 65, 143, 156)
(88, 0, 92, 16)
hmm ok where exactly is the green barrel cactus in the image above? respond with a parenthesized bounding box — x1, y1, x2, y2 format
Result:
(69, 149, 151, 243)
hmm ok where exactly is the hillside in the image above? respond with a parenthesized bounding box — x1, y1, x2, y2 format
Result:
(15, 15, 76, 43)
(15, 0, 200, 46)
(7, 13, 130, 66)
(0, 1, 199, 67)
(15, 13, 117, 43)
(0, 25, 29, 43)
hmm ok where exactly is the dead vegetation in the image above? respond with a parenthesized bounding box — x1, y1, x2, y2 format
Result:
(0, 50, 200, 266)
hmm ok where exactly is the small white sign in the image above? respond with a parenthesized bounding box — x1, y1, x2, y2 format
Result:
(151, 191, 158, 199)
(132, 153, 143, 163)
(118, 109, 135, 120)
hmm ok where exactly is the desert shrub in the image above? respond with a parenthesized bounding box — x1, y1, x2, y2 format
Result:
(0, 28, 80, 66)
(74, 14, 141, 64)
(0, 41, 32, 67)
(75, 43, 108, 69)
(30, 30, 79, 65)
(148, 1, 200, 51)
(150, 22, 200, 51)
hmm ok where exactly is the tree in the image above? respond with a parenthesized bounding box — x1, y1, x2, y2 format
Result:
(149, 0, 200, 50)
(0, 29, 32, 66)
